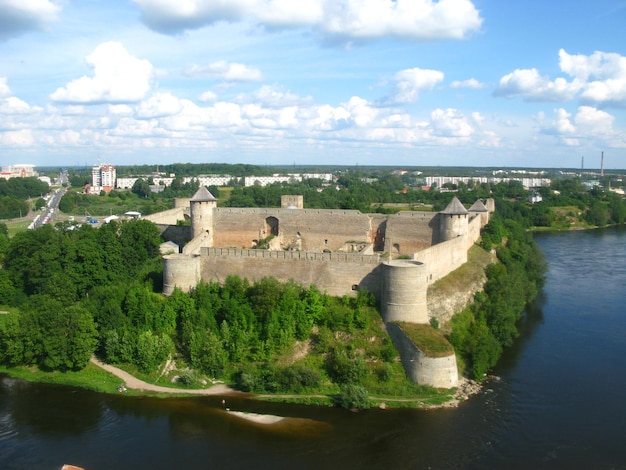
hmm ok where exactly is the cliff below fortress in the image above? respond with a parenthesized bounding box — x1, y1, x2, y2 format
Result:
(428, 245, 497, 327)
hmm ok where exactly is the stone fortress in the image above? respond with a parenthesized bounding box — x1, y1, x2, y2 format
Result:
(146, 189, 494, 389)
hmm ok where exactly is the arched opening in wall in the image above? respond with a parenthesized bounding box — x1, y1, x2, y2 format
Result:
(393, 243, 400, 254)
(266, 216, 279, 236)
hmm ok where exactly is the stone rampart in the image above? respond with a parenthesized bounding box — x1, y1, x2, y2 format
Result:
(198, 247, 382, 297)
(386, 323, 458, 388)
(143, 207, 188, 225)
(413, 214, 483, 286)
(384, 211, 438, 254)
(212, 208, 382, 252)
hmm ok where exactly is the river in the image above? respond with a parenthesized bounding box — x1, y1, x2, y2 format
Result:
(1, 226, 625, 469)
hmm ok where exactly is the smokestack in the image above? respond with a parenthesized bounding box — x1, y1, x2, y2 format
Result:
(601, 151, 604, 177)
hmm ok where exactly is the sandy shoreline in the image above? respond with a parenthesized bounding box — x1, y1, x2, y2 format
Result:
(226, 410, 285, 424)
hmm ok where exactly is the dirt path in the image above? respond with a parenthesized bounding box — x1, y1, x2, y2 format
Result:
(89, 357, 239, 396)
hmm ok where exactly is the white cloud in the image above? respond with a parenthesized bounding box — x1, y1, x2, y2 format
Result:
(494, 67, 580, 102)
(0, 96, 36, 114)
(559, 49, 626, 106)
(574, 106, 615, 135)
(430, 108, 474, 137)
(540, 106, 621, 148)
(108, 104, 134, 115)
(450, 78, 484, 89)
(136, 92, 183, 119)
(184, 60, 262, 82)
(0, 80, 40, 114)
(495, 49, 626, 107)
(0, 0, 60, 41)
(237, 85, 312, 108)
(199, 91, 217, 103)
(0, 129, 34, 146)
(384, 68, 444, 104)
(50, 42, 154, 104)
(133, 0, 482, 43)
(0, 77, 11, 98)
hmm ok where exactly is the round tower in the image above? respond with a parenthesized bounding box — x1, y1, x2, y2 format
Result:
(190, 186, 217, 240)
(439, 196, 469, 242)
(163, 254, 201, 295)
(381, 260, 428, 324)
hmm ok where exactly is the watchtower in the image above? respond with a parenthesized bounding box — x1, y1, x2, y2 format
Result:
(190, 186, 217, 241)
(439, 196, 469, 242)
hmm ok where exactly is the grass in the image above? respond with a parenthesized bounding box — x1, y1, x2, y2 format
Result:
(4, 219, 32, 237)
(0, 363, 124, 394)
(429, 244, 494, 293)
(395, 323, 454, 357)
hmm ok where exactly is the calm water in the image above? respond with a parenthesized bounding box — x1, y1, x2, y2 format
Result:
(1, 227, 625, 470)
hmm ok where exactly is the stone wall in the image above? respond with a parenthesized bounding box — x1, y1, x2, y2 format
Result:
(212, 208, 381, 252)
(384, 211, 438, 254)
(386, 323, 458, 388)
(413, 214, 483, 287)
(198, 247, 383, 297)
(143, 206, 188, 225)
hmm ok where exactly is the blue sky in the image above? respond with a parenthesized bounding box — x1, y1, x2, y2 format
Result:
(1, 0, 625, 169)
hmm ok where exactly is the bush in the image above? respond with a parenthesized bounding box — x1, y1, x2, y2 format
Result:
(325, 348, 368, 385)
(177, 371, 196, 386)
(334, 384, 371, 410)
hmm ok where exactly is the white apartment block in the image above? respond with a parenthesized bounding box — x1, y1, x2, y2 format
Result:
(91, 164, 116, 193)
(424, 176, 551, 190)
(244, 173, 334, 187)
(183, 175, 235, 187)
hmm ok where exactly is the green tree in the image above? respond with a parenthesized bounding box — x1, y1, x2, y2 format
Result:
(135, 330, 173, 373)
(35, 300, 98, 371)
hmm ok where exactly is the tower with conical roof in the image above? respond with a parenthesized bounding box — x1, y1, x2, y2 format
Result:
(190, 186, 217, 241)
(468, 199, 490, 227)
(439, 196, 469, 242)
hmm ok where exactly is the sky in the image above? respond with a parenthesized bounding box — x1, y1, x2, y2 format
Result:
(1, 0, 625, 170)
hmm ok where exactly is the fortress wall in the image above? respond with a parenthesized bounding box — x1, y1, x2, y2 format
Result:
(174, 198, 191, 209)
(414, 236, 469, 286)
(414, 215, 483, 287)
(198, 248, 382, 297)
(468, 213, 483, 245)
(384, 212, 437, 255)
(143, 207, 188, 225)
(386, 323, 458, 388)
(212, 208, 377, 252)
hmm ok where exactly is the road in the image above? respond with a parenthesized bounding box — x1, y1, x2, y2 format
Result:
(29, 186, 67, 229)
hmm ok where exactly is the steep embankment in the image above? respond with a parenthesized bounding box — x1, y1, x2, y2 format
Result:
(427, 245, 496, 327)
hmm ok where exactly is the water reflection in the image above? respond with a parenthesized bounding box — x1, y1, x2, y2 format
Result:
(5, 378, 102, 437)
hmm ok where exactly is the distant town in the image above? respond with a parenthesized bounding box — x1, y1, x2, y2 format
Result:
(2, 161, 625, 211)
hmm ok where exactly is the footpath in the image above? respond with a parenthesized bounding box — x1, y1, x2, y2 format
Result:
(89, 356, 237, 396)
